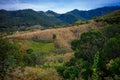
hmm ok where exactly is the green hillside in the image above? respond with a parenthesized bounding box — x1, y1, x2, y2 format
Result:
(95, 10, 120, 24)
(0, 6, 120, 32)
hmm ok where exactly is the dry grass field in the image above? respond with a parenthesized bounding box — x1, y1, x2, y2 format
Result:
(8, 22, 105, 49)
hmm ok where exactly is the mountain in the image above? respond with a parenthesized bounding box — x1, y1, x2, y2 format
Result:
(0, 6, 120, 31)
(46, 10, 59, 16)
(58, 6, 120, 23)
(0, 9, 64, 31)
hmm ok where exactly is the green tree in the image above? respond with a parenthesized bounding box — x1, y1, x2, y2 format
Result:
(72, 30, 105, 64)
(102, 24, 120, 39)
(63, 66, 79, 80)
(77, 60, 91, 79)
(52, 34, 56, 40)
(107, 57, 120, 79)
(103, 37, 120, 62)
(23, 51, 44, 66)
(0, 38, 22, 80)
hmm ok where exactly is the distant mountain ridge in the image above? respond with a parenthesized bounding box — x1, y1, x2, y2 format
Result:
(58, 6, 120, 23)
(0, 6, 120, 31)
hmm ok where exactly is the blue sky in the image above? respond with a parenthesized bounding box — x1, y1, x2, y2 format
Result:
(0, 0, 120, 13)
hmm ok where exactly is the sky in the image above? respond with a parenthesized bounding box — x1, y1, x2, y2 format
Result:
(0, 0, 120, 13)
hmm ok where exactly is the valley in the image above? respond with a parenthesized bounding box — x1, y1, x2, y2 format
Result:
(0, 6, 120, 80)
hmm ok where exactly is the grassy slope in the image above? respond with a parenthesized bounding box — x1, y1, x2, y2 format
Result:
(25, 40, 54, 52)
(15, 39, 55, 53)
(8, 21, 106, 50)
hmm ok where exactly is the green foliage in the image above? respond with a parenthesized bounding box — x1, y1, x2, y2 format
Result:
(26, 48, 33, 54)
(71, 39, 80, 51)
(107, 57, 120, 75)
(56, 65, 65, 76)
(23, 51, 45, 66)
(0, 38, 22, 80)
(102, 24, 120, 39)
(52, 34, 56, 40)
(63, 66, 79, 80)
(95, 10, 120, 24)
(92, 51, 101, 80)
(64, 23, 120, 80)
(72, 30, 104, 64)
(73, 20, 89, 26)
(77, 60, 91, 79)
(103, 37, 120, 61)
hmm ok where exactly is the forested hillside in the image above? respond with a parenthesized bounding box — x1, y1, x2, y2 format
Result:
(0, 6, 120, 32)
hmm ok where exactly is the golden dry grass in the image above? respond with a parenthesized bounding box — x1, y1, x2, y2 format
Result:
(8, 22, 105, 49)
(9, 67, 63, 80)
(45, 52, 73, 63)
(24, 67, 62, 80)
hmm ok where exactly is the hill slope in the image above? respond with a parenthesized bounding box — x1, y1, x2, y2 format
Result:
(95, 10, 120, 24)
(8, 22, 106, 49)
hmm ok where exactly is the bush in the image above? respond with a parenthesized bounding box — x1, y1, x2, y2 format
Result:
(72, 30, 105, 64)
(103, 37, 120, 61)
(0, 38, 23, 80)
(63, 66, 79, 80)
(102, 24, 120, 39)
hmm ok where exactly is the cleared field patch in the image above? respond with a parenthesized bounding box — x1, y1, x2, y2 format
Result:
(15, 39, 55, 53)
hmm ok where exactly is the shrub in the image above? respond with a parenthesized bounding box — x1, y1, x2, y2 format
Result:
(63, 66, 79, 80)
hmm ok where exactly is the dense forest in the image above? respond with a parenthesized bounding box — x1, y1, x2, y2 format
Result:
(0, 9, 120, 80)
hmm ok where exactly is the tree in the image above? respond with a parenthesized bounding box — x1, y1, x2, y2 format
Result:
(23, 51, 44, 66)
(0, 38, 22, 80)
(76, 59, 91, 79)
(72, 30, 105, 64)
(52, 34, 56, 40)
(107, 57, 120, 76)
(103, 37, 120, 62)
(102, 24, 120, 39)
(63, 66, 79, 80)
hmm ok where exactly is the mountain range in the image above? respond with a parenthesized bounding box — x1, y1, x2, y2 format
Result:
(0, 6, 120, 31)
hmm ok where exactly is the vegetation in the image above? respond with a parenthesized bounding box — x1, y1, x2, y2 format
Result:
(0, 8, 120, 80)
(56, 10, 120, 79)
(95, 10, 120, 24)
(0, 38, 23, 80)
(72, 20, 90, 26)
(56, 24, 120, 80)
